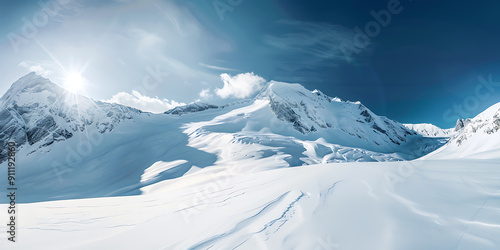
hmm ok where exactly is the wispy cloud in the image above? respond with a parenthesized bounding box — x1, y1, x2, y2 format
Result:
(199, 63, 237, 72)
(264, 20, 362, 70)
(215, 72, 266, 99)
(104, 90, 185, 113)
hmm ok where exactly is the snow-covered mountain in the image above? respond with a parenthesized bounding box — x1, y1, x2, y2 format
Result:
(403, 123, 455, 137)
(181, 81, 447, 170)
(0, 73, 443, 202)
(0, 72, 141, 164)
(260, 82, 426, 149)
(425, 102, 500, 159)
(164, 102, 218, 115)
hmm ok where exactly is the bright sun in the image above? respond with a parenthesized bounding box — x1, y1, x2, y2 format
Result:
(64, 71, 85, 93)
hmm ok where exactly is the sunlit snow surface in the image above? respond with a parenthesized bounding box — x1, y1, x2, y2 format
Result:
(2, 159, 500, 249)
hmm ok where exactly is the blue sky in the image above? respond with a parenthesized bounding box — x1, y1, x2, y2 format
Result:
(1, 0, 500, 128)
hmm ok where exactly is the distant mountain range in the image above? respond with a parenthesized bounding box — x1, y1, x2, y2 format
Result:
(403, 123, 456, 138)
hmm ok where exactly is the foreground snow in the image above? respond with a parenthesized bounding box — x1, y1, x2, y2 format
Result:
(2, 158, 499, 249)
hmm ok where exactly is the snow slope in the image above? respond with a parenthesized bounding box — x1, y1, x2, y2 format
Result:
(424, 102, 500, 160)
(2, 157, 499, 249)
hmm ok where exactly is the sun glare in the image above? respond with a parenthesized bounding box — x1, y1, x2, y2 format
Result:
(64, 71, 85, 93)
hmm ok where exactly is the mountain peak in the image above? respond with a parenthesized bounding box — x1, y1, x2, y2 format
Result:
(249, 80, 436, 154)
(11, 71, 52, 88)
(259, 80, 312, 96)
(0, 72, 63, 108)
(0, 72, 141, 164)
(257, 81, 334, 104)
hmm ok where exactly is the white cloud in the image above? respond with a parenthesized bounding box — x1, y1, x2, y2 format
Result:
(19, 62, 52, 77)
(215, 72, 267, 99)
(199, 88, 213, 99)
(104, 90, 185, 113)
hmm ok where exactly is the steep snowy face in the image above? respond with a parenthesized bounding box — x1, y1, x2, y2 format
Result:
(257, 81, 425, 151)
(425, 102, 500, 159)
(0, 72, 140, 163)
(452, 102, 500, 146)
(403, 123, 455, 138)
